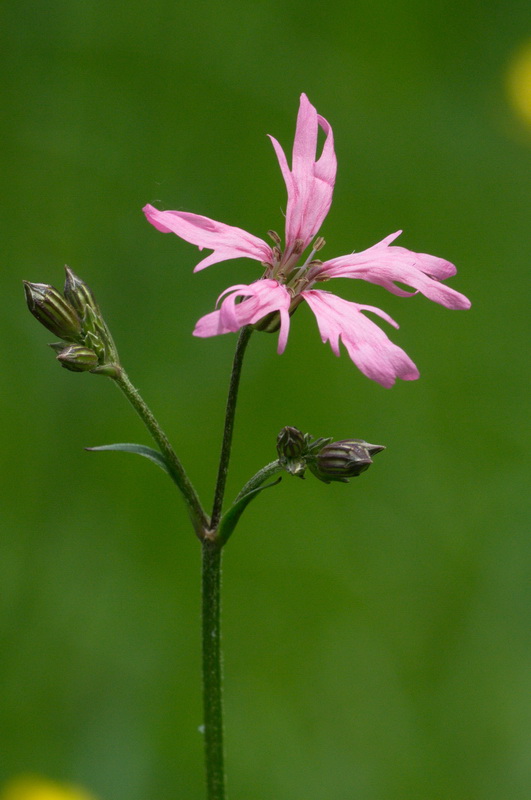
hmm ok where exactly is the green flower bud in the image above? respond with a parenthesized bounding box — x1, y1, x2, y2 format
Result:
(277, 426, 305, 460)
(56, 345, 100, 372)
(64, 271, 119, 365)
(63, 267, 99, 321)
(276, 426, 307, 476)
(310, 439, 385, 483)
(24, 281, 82, 341)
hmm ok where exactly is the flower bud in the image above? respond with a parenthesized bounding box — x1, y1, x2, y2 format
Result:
(24, 281, 82, 341)
(276, 426, 306, 477)
(56, 344, 99, 372)
(310, 439, 385, 483)
(63, 267, 99, 320)
(277, 426, 305, 460)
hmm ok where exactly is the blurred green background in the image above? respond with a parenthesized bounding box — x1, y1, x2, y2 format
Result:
(1, 0, 530, 798)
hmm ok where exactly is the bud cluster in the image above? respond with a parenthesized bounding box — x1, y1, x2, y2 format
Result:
(276, 426, 385, 483)
(24, 268, 120, 377)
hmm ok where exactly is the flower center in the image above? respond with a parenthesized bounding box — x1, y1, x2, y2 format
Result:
(265, 231, 327, 295)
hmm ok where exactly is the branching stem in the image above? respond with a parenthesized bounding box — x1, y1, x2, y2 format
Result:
(114, 368, 208, 534)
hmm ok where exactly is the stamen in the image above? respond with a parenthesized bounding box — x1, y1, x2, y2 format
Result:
(306, 261, 328, 283)
(267, 230, 282, 246)
(286, 247, 320, 288)
(304, 249, 316, 266)
(313, 236, 326, 251)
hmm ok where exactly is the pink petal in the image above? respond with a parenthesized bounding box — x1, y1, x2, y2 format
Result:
(268, 93, 337, 252)
(302, 290, 419, 388)
(143, 204, 272, 272)
(318, 232, 471, 310)
(193, 279, 292, 353)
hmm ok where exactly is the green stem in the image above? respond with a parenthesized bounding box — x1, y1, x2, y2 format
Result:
(113, 369, 208, 534)
(233, 460, 283, 503)
(202, 539, 225, 800)
(200, 327, 253, 798)
(210, 326, 253, 530)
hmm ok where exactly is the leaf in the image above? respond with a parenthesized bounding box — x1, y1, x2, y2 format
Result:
(86, 443, 171, 476)
(218, 477, 282, 546)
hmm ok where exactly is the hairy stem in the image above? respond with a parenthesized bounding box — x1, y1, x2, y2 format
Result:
(202, 539, 225, 800)
(114, 369, 208, 534)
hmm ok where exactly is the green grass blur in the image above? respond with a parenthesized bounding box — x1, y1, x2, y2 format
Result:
(1, 0, 530, 798)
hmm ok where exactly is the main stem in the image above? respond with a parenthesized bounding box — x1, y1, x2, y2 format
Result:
(202, 539, 225, 800)
(202, 326, 252, 799)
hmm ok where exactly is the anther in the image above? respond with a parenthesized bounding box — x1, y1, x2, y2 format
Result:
(267, 230, 282, 246)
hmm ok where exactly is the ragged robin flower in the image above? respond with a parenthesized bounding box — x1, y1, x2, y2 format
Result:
(144, 94, 470, 387)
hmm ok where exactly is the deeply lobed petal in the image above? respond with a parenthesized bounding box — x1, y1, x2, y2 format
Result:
(143, 204, 272, 271)
(302, 290, 420, 388)
(193, 279, 292, 353)
(268, 93, 337, 253)
(318, 231, 471, 310)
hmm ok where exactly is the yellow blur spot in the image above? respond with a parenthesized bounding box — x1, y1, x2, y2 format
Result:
(0, 777, 98, 800)
(506, 39, 531, 126)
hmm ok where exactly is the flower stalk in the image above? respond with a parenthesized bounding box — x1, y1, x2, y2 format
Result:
(210, 326, 253, 530)
(233, 460, 283, 502)
(113, 369, 208, 535)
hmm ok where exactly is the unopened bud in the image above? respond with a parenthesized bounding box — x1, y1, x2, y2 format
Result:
(56, 345, 99, 372)
(310, 439, 385, 483)
(63, 267, 99, 320)
(24, 281, 82, 341)
(277, 426, 305, 460)
(276, 426, 307, 476)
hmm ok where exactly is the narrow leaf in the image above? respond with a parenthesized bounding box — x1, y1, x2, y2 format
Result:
(86, 443, 171, 475)
(219, 478, 282, 546)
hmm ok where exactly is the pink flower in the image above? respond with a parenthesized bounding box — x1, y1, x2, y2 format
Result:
(144, 94, 470, 387)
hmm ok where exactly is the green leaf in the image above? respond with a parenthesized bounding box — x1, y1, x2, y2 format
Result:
(218, 477, 282, 546)
(86, 443, 171, 476)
